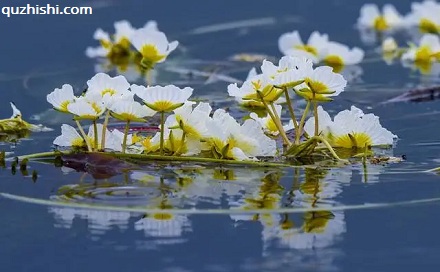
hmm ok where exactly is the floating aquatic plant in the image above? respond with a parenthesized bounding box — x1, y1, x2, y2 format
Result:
(10, 13, 406, 184)
(0, 102, 51, 143)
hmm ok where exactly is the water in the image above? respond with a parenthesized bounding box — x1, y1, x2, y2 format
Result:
(2, 0, 440, 271)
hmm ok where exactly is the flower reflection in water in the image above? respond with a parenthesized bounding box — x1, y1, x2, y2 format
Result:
(46, 160, 385, 254)
(230, 168, 348, 254)
(49, 207, 132, 237)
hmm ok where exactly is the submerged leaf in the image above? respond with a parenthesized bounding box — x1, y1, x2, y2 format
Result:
(383, 85, 440, 103)
(61, 153, 138, 179)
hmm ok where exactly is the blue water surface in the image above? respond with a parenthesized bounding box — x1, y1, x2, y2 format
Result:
(2, 0, 440, 271)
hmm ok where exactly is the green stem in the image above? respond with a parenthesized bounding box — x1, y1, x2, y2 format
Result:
(256, 91, 290, 146)
(284, 88, 299, 131)
(314, 136, 348, 163)
(122, 120, 130, 154)
(101, 110, 111, 151)
(17, 151, 68, 161)
(75, 120, 92, 152)
(146, 69, 153, 86)
(93, 120, 98, 151)
(270, 102, 291, 146)
(160, 111, 165, 155)
(313, 101, 319, 136)
(295, 101, 311, 145)
(285, 137, 317, 157)
(16, 151, 303, 169)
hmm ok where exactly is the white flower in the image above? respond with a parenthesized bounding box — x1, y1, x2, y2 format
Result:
(85, 20, 134, 58)
(278, 31, 329, 63)
(150, 127, 202, 156)
(401, 34, 440, 63)
(86, 73, 131, 99)
(297, 66, 347, 101)
(109, 99, 156, 122)
(86, 123, 122, 151)
(322, 42, 364, 67)
(261, 56, 313, 88)
(204, 116, 248, 160)
(165, 102, 212, 139)
(205, 109, 277, 160)
(53, 124, 84, 147)
(405, 0, 440, 33)
(357, 4, 403, 31)
(235, 119, 277, 157)
(85, 28, 111, 58)
(131, 27, 179, 66)
(233, 68, 287, 107)
(249, 104, 294, 136)
(67, 95, 105, 120)
(132, 84, 193, 112)
(47, 84, 77, 113)
(304, 106, 397, 148)
(228, 74, 280, 103)
(107, 128, 142, 153)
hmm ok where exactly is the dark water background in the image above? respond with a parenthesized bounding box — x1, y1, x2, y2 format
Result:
(2, 0, 440, 271)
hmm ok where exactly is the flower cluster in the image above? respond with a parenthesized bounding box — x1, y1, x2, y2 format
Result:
(355, 2, 440, 74)
(47, 72, 281, 161)
(85, 20, 178, 75)
(381, 34, 440, 74)
(45, 13, 400, 164)
(278, 31, 365, 71)
(227, 56, 395, 155)
(47, 53, 396, 163)
(357, 1, 440, 35)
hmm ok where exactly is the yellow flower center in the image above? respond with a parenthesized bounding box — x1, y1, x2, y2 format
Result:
(324, 55, 344, 73)
(333, 132, 372, 149)
(101, 88, 116, 96)
(415, 45, 435, 63)
(373, 16, 388, 31)
(71, 137, 85, 147)
(149, 101, 183, 112)
(140, 44, 166, 64)
(141, 136, 153, 151)
(116, 113, 138, 121)
(306, 79, 329, 94)
(131, 134, 141, 144)
(261, 85, 283, 102)
(176, 116, 201, 138)
(294, 45, 318, 56)
(59, 101, 71, 112)
(419, 18, 439, 34)
(324, 55, 344, 66)
(251, 79, 262, 91)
